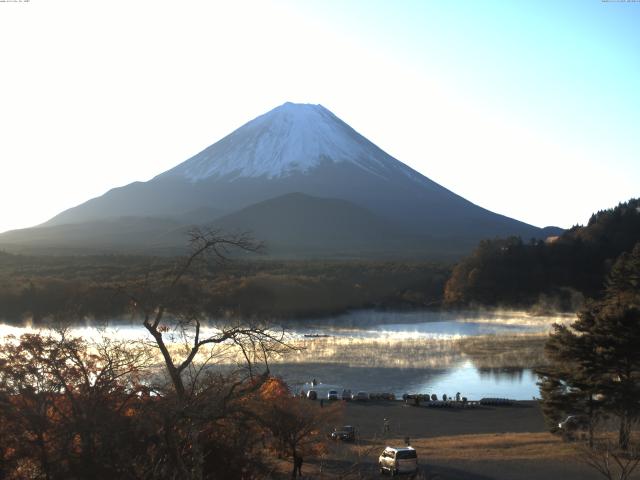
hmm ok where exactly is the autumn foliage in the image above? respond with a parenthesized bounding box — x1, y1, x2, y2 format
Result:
(0, 334, 338, 480)
(254, 377, 342, 478)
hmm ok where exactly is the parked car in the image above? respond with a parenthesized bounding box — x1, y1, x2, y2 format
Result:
(352, 391, 369, 401)
(378, 446, 418, 476)
(330, 425, 355, 441)
(341, 389, 352, 401)
(370, 392, 396, 401)
(558, 415, 589, 431)
(307, 390, 318, 400)
(327, 390, 339, 400)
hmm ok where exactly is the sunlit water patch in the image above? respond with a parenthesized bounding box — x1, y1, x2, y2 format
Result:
(270, 361, 540, 401)
(271, 310, 565, 399)
(291, 320, 542, 340)
(1, 310, 571, 400)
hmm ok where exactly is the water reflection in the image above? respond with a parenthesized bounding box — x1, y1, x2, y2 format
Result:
(1, 310, 564, 400)
(270, 333, 547, 399)
(270, 361, 542, 401)
(477, 367, 528, 382)
(276, 334, 548, 370)
(408, 361, 540, 400)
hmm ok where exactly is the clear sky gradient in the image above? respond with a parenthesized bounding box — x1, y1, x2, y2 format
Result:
(0, 0, 638, 233)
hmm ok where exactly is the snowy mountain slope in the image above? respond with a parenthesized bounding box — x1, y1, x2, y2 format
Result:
(160, 102, 419, 182)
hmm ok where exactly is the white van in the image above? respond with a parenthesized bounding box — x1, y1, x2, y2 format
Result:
(378, 446, 418, 476)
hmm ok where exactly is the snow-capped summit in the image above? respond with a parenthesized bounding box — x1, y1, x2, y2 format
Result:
(162, 102, 407, 182)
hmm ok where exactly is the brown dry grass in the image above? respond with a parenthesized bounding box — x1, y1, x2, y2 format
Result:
(384, 432, 577, 461)
(266, 432, 582, 478)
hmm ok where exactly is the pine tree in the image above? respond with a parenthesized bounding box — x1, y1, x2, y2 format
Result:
(539, 242, 640, 449)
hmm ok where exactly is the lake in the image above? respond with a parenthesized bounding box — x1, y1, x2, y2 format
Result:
(270, 310, 568, 400)
(0, 310, 571, 400)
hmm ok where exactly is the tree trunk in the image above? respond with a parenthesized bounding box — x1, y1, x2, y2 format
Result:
(145, 324, 186, 399)
(190, 425, 204, 480)
(619, 412, 631, 451)
(164, 417, 190, 479)
(587, 395, 594, 448)
(36, 431, 52, 480)
(291, 449, 298, 479)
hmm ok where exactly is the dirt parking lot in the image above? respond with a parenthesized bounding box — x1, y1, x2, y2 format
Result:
(343, 400, 547, 439)
(292, 400, 605, 479)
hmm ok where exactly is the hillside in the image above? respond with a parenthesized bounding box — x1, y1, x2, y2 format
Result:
(444, 198, 640, 309)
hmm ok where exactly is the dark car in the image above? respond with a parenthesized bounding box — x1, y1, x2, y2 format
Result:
(327, 390, 340, 400)
(330, 425, 355, 441)
(352, 391, 369, 401)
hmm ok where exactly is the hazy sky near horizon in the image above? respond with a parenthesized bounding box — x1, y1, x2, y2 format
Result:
(1, 0, 638, 234)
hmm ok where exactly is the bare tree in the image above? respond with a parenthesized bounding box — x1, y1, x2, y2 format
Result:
(120, 228, 294, 479)
(581, 440, 640, 480)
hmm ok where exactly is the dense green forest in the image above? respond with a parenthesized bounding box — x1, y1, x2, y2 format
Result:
(444, 198, 640, 310)
(0, 253, 450, 324)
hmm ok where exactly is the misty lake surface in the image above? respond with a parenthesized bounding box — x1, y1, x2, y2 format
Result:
(271, 310, 563, 400)
(1, 310, 570, 400)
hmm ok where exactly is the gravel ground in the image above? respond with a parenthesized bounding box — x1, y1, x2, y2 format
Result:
(343, 400, 548, 439)
(292, 400, 605, 480)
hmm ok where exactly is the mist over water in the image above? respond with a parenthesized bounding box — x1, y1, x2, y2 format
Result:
(1, 309, 568, 400)
(282, 308, 572, 331)
(272, 310, 563, 399)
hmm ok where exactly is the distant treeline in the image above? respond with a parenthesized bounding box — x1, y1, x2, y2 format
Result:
(2, 198, 638, 323)
(444, 198, 640, 310)
(0, 253, 450, 325)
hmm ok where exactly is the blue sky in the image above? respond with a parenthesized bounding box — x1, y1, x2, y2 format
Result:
(0, 0, 638, 233)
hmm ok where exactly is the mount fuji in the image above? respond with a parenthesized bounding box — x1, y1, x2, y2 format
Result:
(0, 102, 560, 257)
